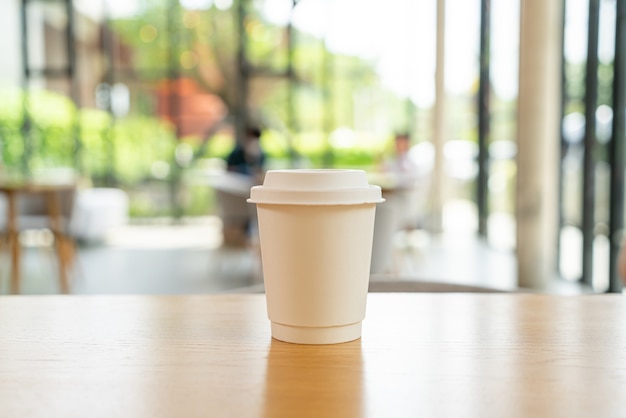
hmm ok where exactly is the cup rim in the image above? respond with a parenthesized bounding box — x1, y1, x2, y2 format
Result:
(248, 169, 384, 205)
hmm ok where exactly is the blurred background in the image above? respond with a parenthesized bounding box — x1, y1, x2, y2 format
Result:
(0, 0, 623, 294)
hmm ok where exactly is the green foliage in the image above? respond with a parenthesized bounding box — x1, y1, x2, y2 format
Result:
(80, 108, 113, 180)
(598, 62, 614, 107)
(183, 183, 216, 216)
(0, 88, 177, 188)
(0, 88, 25, 168)
(565, 61, 614, 110)
(246, 16, 287, 70)
(259, 129, 290, 160)
(0, 88, 76, 171)
(30, 90, 76, 169)
(331, 148, 377, 169)
(3, 1, 462, 217)
(113, 116, 176, 184)
(202, 132, 235, 158)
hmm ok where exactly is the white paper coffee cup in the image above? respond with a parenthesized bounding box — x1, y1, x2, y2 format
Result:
(248, 169, 384, 344)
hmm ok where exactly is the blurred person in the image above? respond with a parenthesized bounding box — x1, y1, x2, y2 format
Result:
(386, 133, 436, 230)
(383, 133, 419, 189)
(226, 126, 266, 184)
(219, 126, 266, 246)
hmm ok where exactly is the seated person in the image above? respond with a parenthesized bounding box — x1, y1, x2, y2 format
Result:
(226, 126, 266, 183)
(222, 126, 266, 245)
(382, 133, 419, 189)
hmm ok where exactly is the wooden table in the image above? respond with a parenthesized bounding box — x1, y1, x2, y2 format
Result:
(1, 293, 625, 417)
(0, 182, 75, 293)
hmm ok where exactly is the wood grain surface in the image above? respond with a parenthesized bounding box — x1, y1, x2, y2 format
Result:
(0, 294, 625, 418)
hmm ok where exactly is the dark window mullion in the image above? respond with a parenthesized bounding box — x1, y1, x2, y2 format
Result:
(581, 0, 601, 286)
(477, 0, 491, 237)
(608, 0, 626, 293)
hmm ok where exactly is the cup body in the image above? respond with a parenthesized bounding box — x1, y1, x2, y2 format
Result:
(248, 169, 383, 344)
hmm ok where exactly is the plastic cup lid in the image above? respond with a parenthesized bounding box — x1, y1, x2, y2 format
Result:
(247, 169, 384, 206)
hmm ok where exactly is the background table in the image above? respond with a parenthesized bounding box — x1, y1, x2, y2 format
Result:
(0, 294, 625, 417)
(0, 182, 76, 293)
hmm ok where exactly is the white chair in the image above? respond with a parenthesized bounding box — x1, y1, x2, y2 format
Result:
(70, 188, 129, 243)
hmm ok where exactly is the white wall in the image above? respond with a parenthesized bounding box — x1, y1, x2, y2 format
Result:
(0, 0, 22, 88)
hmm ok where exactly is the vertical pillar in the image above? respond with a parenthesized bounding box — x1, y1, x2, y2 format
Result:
(608, 0, 626, 293)
(556, 0, 568, 278)
(235, 0, 249, 146)
(286, 0, 298, 166)
(431, 0, 446, 233)
(322, 39, 335, 168)
(102, 2, 117, 186)
(516, 0, 563, 289)
(581, 0, 601, 286)
(477, 0, 491, 237)
(66, 0, 81, 174)
(20, 0, 32, 177)
(167, 0, 183, 219)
